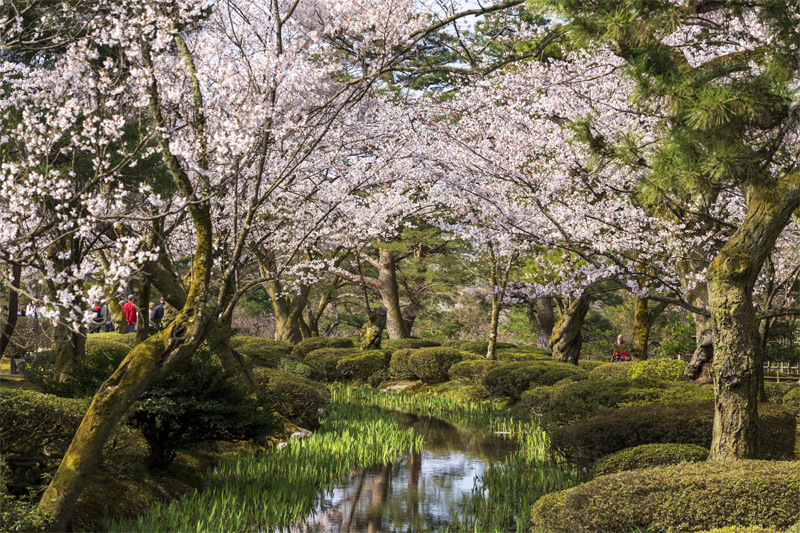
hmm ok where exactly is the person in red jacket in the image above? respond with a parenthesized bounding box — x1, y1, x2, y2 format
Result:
(122, 294, 137, 333)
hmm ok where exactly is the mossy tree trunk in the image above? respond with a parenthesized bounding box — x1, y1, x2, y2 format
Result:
(632, 297, 668, 361)
(527, 297, 555, 350)
(258, 249, 311, 344)
(549, 294, 591, 365)
(0, 263, 21, 359)
(377, 246, 409, 340)
(705, 179, 800, 461)
(37, 36, 217, 532)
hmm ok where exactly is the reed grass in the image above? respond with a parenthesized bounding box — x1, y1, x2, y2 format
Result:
(105, 402, 423, 532)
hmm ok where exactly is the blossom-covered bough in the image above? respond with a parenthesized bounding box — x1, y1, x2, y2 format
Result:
(0, 0, 563, 528)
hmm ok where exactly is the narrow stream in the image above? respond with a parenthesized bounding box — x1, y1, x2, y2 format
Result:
(287, 412, 519, 533)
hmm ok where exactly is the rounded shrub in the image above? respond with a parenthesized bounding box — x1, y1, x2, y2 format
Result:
(290, 337, 354, 359)
(407, 347, 463, 383)
(577, 360, 606, 372)
(783, 387, 800, 419)
(252, 367, 330, 421)
(763, 382, 796, 403)
(304, 348, 359, 380)
(496, 350, 552, 363)
(448, 359, 506, 382)
(627, 357, 688, 382)
(277, 356, 322, 381)
(382, 339, 440, 352)
(483, 361, 587, 401)
(497, 346, 551, 356)
(49, 339, 131, 398)
(230, 336, 293, 368)
(88, 332, 137, 346)
(335, 350, 390, 382)
(442, 340, 516, 355)
(695, 528, 782, 533)
(550, 401, 797, 471)
(389, 349, 416, 380)
(588, 361, 635, 380)
(590, 443, 709, 478)
(531, 461, 800, 533)
(520, 385, 555, 415)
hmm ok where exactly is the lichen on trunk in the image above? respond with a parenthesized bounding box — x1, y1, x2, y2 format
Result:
(549, 295, 591, 365)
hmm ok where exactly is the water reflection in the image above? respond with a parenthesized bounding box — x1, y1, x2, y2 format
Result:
(286, 412, 517, 533)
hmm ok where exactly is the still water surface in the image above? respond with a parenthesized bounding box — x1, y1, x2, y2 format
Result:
(287, 412, 518, 533)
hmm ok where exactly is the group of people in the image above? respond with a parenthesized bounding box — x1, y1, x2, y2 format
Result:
(4, 301, 40, 318)
(612, 334, 631, 362)
(89, 295, 166, 334)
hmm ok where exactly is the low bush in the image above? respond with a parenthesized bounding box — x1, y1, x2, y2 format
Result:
(590, 443, 709, 478)
(695, 528, 782, 533)
(483, 361, 587, 401)
(520, 385, 555, 416)
(763, 382, 796, 403)
(389, 349, 417, 380)
(784, 387, 800, 419)
(0, 493, 54, 532)
(577, 360, 606, 372)
(252, 367, 330, 422)
(531, 461, 800, 533)
(407, 347, 463, 383)
(230, 336, 293, 368)
(496, 350, 552, 363)
(497, 346, 551, 356)
(381, 339, 440, 351)
(336, 350, 390, 382)
(442, 340, 516, 355)
(128, 348, 278, 470)
(627, 358, 688, 382)
(305, 348, 360, 380)
(88, 332, 137, 346)
(57, 339, 132, 397)
(290, 337, 354, 359)
(276, 355, 322, 381)
(588, 361, 635, 380)
(448, 359, 506, 382)
(551, 401, 796, 471)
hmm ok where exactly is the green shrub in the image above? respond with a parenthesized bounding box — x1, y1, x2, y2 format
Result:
(551, 401, 797, 471)
(531, 461, 800, 533)
(89, 332, 137, 346)
(0, 493, 54, 532)
(530, 489, 570, 533)
(496, 350, 552, 362)
(381, 339, 440, 351)
(442, 340, 516, 354)
(128, 348, 278, 470)
(577, 360, 606, 372)
(483, 361, 587, 401)
(784, 387, 800, 419)
(230, 336, 293, 368)
(290, 337, 354, 359)
(58, 339, 132, 397)
(19, 350, 57, 389)
(336, 350, 390, 381)
(252, 367, 330, 421)
(695, 528, 782, 533)
(276, 356, 322, 381)
(389, 349, 417, 380)
(627, 358, 688, 382)
(520, 385, 555, 415)
(588, 361, 635, 380)
(407, 347, 464, 383)
(305, 348, 360, 380)
(448, 359, 506, 382)
(590, 443, 709, 478)
(787, 520, 800, 533)
(496, 346, 551, 356)
(763, 382, 796, 403)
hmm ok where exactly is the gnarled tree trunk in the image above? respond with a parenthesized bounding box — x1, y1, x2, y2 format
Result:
(549, 295, 591, 365)
(527, 297, 555, 350)
(377, 246, 408, 339)
(0, 263, 21, 359)
(632, 297, 669, 361)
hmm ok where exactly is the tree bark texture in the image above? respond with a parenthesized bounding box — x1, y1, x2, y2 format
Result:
(549, 295, 591, 365)
(377, 246, 409, 339)
(632, 297, 669, 360)
(706, 178, 800, 461)
(527, 297, 555, 350)
(0, 263, 21, 358)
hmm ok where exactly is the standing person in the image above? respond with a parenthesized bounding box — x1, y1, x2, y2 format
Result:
(151, 297, 165, 331)
(122, 294, 137, 333)
(17, 305, 25, 317)
(612, 334, 629, 362)
(25, 300, 39, 319)
(100, 302, 113, 333)
(89, 301, 103, 334)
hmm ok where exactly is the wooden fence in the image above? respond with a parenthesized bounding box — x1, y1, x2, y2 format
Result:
(763, 361, 800, 383)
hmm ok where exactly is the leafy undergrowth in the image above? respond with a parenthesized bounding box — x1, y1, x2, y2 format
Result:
(105, 402, 424, 532)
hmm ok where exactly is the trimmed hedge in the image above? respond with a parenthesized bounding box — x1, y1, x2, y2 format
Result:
(590, 443, 709, 478)
(551, 401, 796, 471)
(382, 339, 440, 352)
(784, 387, 800, 419)
(496, 350, 552, 363)
(520, 385, 555, 415)
(251, 368, 330, 421)
(448, 359, 506, 382)
(276, 356, 322, 381)
(389, 349, 417, 380)
(336, 350, 390, 381)
(483, 361, 587, 401)
(290, 337, 354, 359)
(442, 340, 516, 355)
(577, 360, 606, 372)
(763, 382, 796, 403)
(588, 361, 635, 380)
(407, 347, 463, 383)
(230, 336, 293, 368)
(88, 332, 137, 346)
(627, 358, 688, 382)
(531, 461, 800, 533)
(304, 348, 359, 380)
